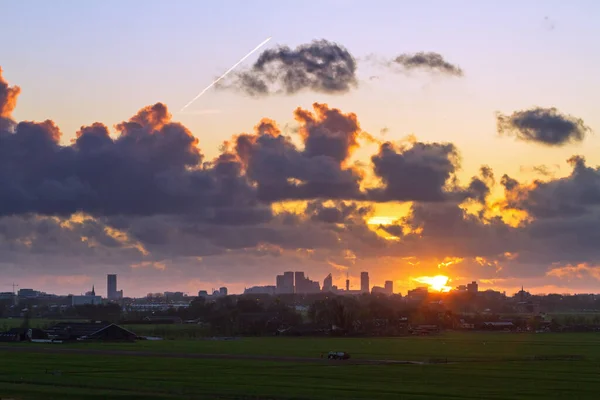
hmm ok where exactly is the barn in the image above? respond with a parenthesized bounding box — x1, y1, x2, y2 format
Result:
(0, 328, 48, 342)
(45, 322, 138, 342)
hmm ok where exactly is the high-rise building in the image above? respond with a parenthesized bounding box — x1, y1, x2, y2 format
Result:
(107, 274, 117, 300)
(323, 274, 333, 292)
(360, 272, 369, 293)
(384, 280, 393, 295)
(467, 281, 478, 294)
(219, 287, 228, 296)
(276, 272, 294, 294)
(294, 272, 305, 293)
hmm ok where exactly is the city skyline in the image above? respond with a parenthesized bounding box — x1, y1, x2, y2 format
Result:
(2, 1, 600, 297)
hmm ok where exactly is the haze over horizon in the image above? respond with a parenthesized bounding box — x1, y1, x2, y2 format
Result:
(2, 0, 600, 297)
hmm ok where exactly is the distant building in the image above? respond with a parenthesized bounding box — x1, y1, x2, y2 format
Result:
(455, 284, 467, 292)
(467, 281, 478, 294)
(360, 272, 369, 294)
(384, 280, 393, 295)
(291, 271, 320, 294)
(244, 286, 277, 295)
(373, 281, 394, 296)
(322, 274, 333, 292)
(276, 271, 294, 294)
(371, 286, 386, 294)
(71, 290, 102, 306)
(18, 288, 38, 299)
(85, 286, 96, 296)
(107, 274, 122, 300)
(198, 290, 209, 298)
(219, 287, 228, 296)
(407, 286, 428, 300)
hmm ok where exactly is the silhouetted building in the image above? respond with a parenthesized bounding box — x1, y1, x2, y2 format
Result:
(372, 286, 386, 294)
(18, 288, 38, 299)
(407, 287, 428, 300)
(107, 274, 122, 300)
(360, 272, 369, 293)
(346, 278, 350, 291)
(323, 274, 333, 292)
(385, 280, 393, 295)
(219, 287, 228, 296)
(244, 286, 276, 295)
(293, 271, 320, 294)
(467, 281, 478, 294)
(276, 271, 294, 294)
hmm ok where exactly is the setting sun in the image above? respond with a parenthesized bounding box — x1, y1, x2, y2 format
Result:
(413, 275, 452, 292)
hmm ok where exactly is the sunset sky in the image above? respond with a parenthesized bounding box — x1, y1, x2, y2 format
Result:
(1, 0, 600, 297)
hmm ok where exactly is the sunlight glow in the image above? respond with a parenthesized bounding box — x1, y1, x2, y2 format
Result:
(413, 275, 452, 292)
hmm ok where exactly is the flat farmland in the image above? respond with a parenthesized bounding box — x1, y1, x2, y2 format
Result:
(1, 333, 600, 399)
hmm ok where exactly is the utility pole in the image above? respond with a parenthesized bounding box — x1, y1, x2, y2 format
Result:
(8, 283, 19, 295)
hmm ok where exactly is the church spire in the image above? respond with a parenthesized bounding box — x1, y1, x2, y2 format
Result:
(91, 285, 95, 296)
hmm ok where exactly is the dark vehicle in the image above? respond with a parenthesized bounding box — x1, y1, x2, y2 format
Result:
(327, 351, 350, 360)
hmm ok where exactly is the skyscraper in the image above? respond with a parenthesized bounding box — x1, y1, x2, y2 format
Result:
(294, 271, 305, 293)
(384, 280, 393, 295)
(360, 272, 369, 293)
(107, 274, 117, 300)
(323, 273, 333, 292)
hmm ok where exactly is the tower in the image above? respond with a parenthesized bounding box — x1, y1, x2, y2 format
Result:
(107, 274, 117, 300)
(360, 272, 369, 293)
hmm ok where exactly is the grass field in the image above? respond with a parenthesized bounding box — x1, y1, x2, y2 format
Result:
(1, 332, 600, 399)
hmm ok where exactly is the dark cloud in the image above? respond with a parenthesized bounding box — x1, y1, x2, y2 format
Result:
(368, 141, 460, 202)
(464, 166, 495, 205)
(221, 40, 358, 96)
(306, 201, 372, 224)
(228, 104, 365, 202)
(497, 107, 590, 146)
(0, 100, 263, 219)
(503, 156, 600, 219)
(391, 52, 463, 76)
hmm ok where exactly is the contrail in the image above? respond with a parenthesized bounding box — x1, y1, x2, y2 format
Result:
(179, 36, 272, 113)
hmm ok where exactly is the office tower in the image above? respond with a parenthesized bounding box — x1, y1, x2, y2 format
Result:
(360, 272, 369, 293)
(385, 280, 393, 295)
(294, 271, 305, 293)
(107, 274, 117, 300)
(467, 281, 478, 294)
(323, 274, 333, 292)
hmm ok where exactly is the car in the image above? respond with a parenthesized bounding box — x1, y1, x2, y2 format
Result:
(327, 351, 350, 360)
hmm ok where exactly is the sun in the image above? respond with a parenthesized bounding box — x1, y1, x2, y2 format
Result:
(413, 275, 452, 292)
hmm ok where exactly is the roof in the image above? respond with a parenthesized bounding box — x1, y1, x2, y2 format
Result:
(46, 322, 111, 338)
(46, 322, 137, 339)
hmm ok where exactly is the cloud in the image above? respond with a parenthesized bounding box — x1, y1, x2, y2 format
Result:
(390, 52, 463, 76)
(220, 40, 358, 96)
(306, 200, 373, 224)
(368, 141, 461, 202)
(0, 100, 264, 220)
(502, 156, 600, 219)
(227, 104, 365, 202)
(497, 107, 590, 146)
(0, 67, 20, 130)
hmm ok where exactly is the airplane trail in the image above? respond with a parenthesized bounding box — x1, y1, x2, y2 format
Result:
(179, 37, 272, 113)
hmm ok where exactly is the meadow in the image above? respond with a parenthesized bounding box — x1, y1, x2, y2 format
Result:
(1, 331, 600, 399)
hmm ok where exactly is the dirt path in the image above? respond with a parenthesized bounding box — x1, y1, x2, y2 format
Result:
(0, 345, 423, 365)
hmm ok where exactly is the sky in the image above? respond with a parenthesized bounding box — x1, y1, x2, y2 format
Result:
(1, 0, 600, 297)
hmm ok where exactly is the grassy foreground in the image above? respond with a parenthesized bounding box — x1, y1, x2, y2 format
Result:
(1, 332, 600, 399)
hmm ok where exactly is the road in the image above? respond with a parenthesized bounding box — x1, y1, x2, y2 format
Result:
(0, 345, 424, 365)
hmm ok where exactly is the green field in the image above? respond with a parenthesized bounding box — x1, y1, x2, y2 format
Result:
(1, 332, 600, 399)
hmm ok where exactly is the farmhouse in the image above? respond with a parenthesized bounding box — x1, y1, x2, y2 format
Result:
(45, 322, 138, 341)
